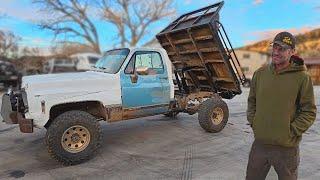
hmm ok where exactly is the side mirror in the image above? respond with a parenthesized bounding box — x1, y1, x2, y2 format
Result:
(130, 74, 138, 83)
(136, 67, 149, 75)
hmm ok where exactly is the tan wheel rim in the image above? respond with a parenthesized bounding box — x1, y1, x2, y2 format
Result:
(211, 107, 224, 125)
(61, 125, 91, 153)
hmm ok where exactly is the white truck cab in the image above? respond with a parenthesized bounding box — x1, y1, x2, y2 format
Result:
(20, 47, 175, 127)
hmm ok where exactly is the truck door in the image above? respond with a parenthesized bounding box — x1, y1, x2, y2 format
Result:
(121, 51, 170, 116)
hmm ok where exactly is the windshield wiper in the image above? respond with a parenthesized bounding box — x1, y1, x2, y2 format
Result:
(91, 66, 105, 72)
(93, 66, 106, 70)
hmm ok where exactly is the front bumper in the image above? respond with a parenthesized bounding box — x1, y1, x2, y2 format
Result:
(1, 93, 33, 133)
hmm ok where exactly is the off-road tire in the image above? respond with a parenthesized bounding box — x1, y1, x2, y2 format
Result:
(198, 98, 229, 133)
(46, 110, 102, 165)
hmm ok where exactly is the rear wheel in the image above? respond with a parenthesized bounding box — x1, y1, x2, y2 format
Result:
(198, 98, 229, 133)
(46, 110, 102, 165)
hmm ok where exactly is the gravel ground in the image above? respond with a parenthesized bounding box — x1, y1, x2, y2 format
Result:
(0, 87, 319, 180)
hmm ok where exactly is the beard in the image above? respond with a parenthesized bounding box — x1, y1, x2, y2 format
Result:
(272, 52, 288, 65)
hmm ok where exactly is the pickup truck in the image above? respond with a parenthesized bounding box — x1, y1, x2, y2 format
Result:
(0, 1, 246, 165)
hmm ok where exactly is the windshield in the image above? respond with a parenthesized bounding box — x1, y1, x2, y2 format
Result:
(94, 48, 130, 74)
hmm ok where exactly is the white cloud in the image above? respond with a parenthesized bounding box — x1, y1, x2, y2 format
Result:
(0, 1, 45, 22)
(256, 26, 317, 38)
(253, 0, 264, 5)
(292, 0, 318, 3)
(243, 25, 320, 45)
(0, 1, 99, 23)
(184, 0, 192, 5)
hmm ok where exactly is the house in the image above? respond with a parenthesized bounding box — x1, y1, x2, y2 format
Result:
(304, 57, 320, 85)
(234, 50, 270, 80)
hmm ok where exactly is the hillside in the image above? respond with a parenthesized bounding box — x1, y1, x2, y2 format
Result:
(240, 28, 320, 58)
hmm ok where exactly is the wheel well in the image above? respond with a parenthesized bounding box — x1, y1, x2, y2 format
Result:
(45, 101, 106, 129)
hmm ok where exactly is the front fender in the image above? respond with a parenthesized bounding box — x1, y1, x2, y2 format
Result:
(25, 89, 122, 127)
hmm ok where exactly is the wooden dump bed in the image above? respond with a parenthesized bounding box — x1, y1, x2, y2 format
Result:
(156, 1, 246, 99)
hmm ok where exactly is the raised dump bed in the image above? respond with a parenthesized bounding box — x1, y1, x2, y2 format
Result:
(156, 1, 246, 99)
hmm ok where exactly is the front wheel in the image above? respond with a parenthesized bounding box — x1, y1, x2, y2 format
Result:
(198, 98, 229, 133)
(46, 110, 102, 165)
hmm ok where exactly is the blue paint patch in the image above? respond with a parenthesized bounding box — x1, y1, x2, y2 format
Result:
(120, 51, 171, 112)
(121, 74, 169, 108)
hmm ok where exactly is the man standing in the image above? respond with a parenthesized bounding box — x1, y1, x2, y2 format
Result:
(246, 32, 317, 180)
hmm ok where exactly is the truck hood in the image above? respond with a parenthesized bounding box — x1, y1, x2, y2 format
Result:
(22, 71, 120, 97)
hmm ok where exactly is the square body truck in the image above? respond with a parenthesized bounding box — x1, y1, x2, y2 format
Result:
(1, 1, 246, 165)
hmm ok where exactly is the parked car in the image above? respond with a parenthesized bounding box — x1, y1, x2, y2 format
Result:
(0, 60, 21, 90)
(1, 2, 246, 165)
(43, 58, 77, 74)
(70, 53, 101, 71)
(43, 53, 101, 74)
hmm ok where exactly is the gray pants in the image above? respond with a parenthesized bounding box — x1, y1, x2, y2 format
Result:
(246, 141, 300, 180)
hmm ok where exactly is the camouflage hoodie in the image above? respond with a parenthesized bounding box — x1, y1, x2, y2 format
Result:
(247, 59, 317, 147)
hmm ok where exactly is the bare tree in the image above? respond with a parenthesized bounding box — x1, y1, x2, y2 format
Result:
(33, 0, 101, 53)
(99, 0, 175, 47)
(0, 30, 20, 58)
(20, 47, 40, 57)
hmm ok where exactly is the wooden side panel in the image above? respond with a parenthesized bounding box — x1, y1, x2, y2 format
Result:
(157, 24, 239, 92)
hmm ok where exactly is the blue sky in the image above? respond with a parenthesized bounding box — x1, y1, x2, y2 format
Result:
(0, 0, 319, 51)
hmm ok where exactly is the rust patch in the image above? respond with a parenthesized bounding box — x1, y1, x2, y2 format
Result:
(176, 92, 214, 109)
(9, 112, 18, 124)
(122, 108, 141, 120)
(106, 104, 170, 122)
(176, 92, 216, 114)
(130, 75, 138, 83)
(17, 113, 33, 133)
(106, 105, 123, 122)
(122, 104, 168, 120)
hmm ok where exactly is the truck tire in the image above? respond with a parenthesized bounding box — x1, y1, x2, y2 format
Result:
(46, 110, 102, 165)
(198, 98, 229, 133)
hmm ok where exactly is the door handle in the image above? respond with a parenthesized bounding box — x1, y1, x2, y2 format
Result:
(130, 74, 138, 83)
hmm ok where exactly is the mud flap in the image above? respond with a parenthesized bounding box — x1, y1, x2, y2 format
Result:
(17, 113, 33, 133)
